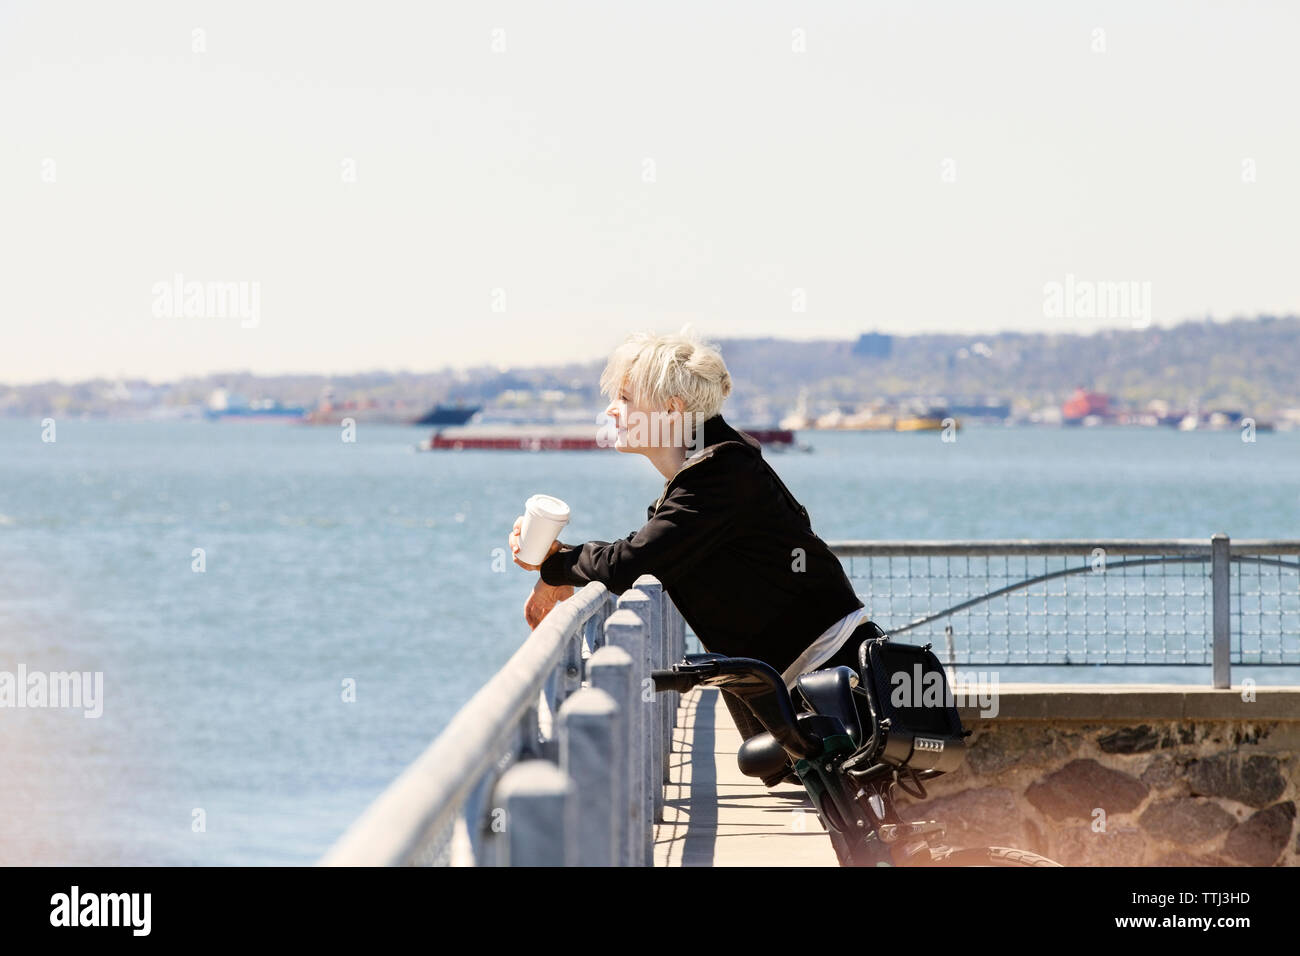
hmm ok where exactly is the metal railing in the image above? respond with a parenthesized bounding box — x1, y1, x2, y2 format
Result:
(321, 534, 1297, 866)
(320, 575, 684, 866)
(828, 535, 1300, 687)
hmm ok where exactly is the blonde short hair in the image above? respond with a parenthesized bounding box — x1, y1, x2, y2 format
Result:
(600, 326, 733, 420)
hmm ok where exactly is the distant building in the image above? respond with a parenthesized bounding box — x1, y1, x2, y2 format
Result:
(852, 332, 893, 358)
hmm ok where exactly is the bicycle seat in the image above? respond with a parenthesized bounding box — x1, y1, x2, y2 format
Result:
(737, 732, 789, 781)
(737, 712, 850, 779)
(795, 666, 862, 744)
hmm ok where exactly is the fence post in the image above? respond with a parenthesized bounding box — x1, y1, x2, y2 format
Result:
(588, 645, 633, 866)
(489, 760, 574, 866)
(618, 588, 662, 831)
(667, 595, 684, 729)
(584, 597, 611, 655)
(558, 687, 619, 866)
(1211, 532, 1231, 689)
(634, 576, 674, 790)
(605, 605, 652, 866)
(560, 628, 584, 702)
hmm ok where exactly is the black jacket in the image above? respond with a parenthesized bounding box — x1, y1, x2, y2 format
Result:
(539, 413, 863, 675)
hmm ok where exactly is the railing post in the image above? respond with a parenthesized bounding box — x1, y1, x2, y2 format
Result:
(583, 597, 611, 655)
(667, 595, 684, 729)
(1211, 532, 1231, 689)
(588, 645, 632, 866)
(560, 628, 584, 701)
(489, 760, 574, 866)
(617, 588, 662, 834)
(634, 576, 674, 792)
(604, 606, 651, 866)
(657, 591, 673, 775)
(558, 687, 620, 866)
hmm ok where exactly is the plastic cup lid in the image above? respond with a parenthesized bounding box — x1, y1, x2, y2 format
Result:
(526, 494, 570, 520)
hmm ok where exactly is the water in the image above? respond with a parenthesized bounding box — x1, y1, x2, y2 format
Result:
(1, 420, 1297, 865)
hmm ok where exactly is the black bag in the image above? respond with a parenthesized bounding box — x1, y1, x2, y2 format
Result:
(848, 636, 968, 775)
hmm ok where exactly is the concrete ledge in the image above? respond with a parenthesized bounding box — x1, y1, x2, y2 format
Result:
(662, 683, 1300, 866)
(954, 683, 1300, 722)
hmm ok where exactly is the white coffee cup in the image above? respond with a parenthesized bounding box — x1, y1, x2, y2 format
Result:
(517, 494, 571, 566)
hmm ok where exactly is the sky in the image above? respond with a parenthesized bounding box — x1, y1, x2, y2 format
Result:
(2, 1, 1298, 384)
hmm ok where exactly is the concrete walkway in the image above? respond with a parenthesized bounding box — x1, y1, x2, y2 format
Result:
(654, 686, 838, 866)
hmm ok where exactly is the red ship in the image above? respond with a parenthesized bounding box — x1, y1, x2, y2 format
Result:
(1062, 388, 1110, 424)
(420, 424, 796, 451)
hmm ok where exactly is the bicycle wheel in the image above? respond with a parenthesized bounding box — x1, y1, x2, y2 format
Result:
(828, 829, 893, 866)
(925, 845, 1063, 867)
(827, 828, 855, 866)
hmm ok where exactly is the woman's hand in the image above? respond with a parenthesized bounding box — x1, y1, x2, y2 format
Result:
(524, 578, 574, 630)
(510, 515, 562, 571)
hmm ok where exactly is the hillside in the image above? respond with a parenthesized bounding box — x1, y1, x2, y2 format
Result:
(3, 315, 1297, 421)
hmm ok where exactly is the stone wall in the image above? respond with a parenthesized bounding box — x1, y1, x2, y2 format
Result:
(890, 686, 1300, 866)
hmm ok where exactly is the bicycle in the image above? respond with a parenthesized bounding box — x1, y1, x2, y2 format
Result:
(650, 632, 1062, 867)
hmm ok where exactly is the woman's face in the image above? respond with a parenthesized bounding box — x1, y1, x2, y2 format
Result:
(604, 381, 685, 454)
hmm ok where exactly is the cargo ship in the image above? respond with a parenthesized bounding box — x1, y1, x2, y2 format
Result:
(893, 409, 956, 432)
(412, 402, 481, 426)
(204, 389, 307, 422)
(1062, 388, 1111, 425)
(418, 424, 797, 452)
(781, 392, 958, 432)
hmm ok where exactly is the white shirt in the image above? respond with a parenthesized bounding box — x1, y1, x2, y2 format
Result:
(780, 605, 872, 692)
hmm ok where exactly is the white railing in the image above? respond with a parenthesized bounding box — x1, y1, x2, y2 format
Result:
(320, 575, 685, 866)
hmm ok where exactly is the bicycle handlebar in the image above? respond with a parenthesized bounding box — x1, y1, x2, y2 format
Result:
(650, 669, 697, 694)
(648, 657, 823, 759)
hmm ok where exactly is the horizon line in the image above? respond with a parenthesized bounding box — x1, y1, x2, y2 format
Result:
(4, 312, 1295, 389)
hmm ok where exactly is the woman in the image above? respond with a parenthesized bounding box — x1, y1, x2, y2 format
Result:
(508, 328, 876, 782)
